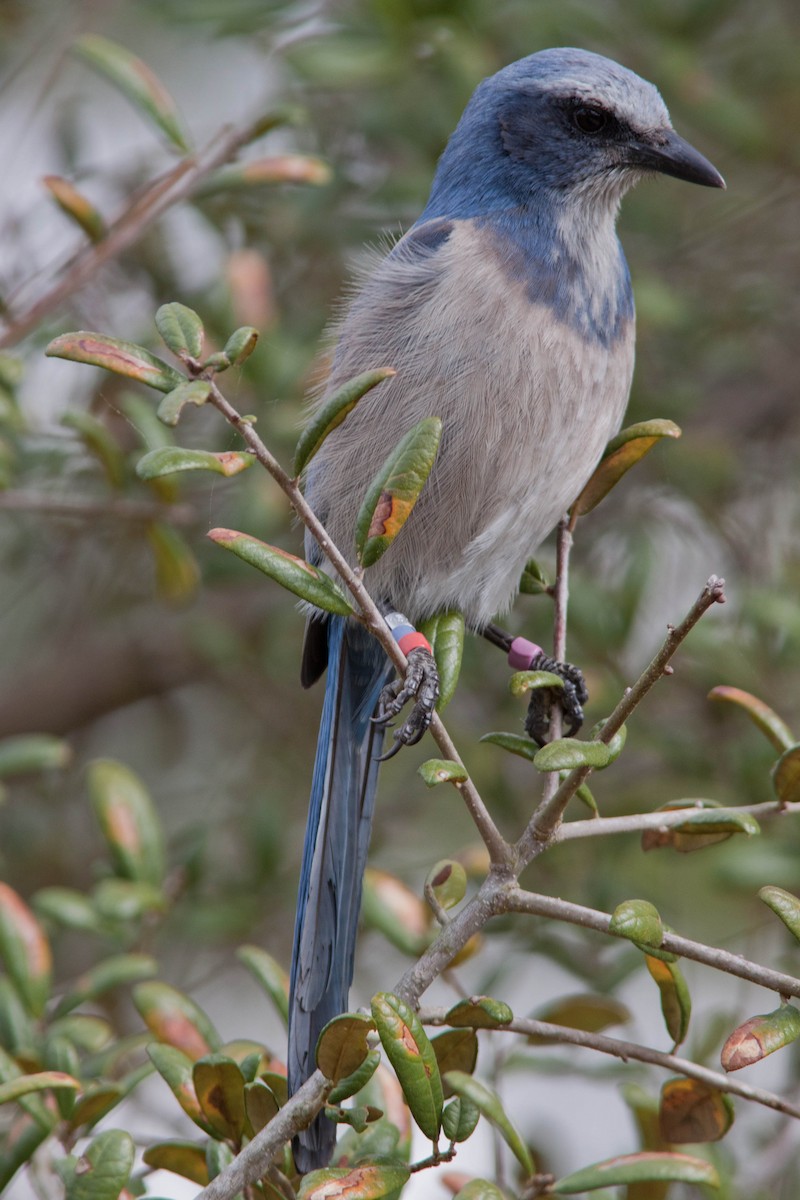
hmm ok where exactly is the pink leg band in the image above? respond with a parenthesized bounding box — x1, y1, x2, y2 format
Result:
(397, 631, 432, 656)
(508, 636, 543, 671)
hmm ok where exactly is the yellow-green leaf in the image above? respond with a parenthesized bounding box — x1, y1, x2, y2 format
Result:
(361, 869, 429, 956)
(156, 380, 213, 426)
(442, 1095, 481, 1142)
(759, 885, 800, 942)
(208, 528, 354, 616)
(708, 685, 794, 752)
(88, 759, 165, 887)
(772, 744, 800, 805)
(519, 557, 549, 595)
(244, 1079, 280, 1133)
(42, 175, 105, 241)
(316, 1013, 375, 1083)
(659, 1078, 734, 1144)
(356, 417, 442, 568)
(143, 1140, 209, 1185)
(609, 899, 664, 952)
(73, 35, 189, 151)
(137, 446, 254, 480)
(443, 1071, 533, 1176)
(425, 859, 467, 911)
(54, 953, 157, 1018)
(431, 1029, 478, 1096)
(193, 1054, 247, 1141)
(147, 521, 200, 603)
(571, 419, 681, 517)
(0, 734, 71, 778)
(46, 331, 184, 392)
(453, 1181, 507, 1200)
(0, 1071, 80, 1105)
(533, 738, 610, 772)
(371, 991, 443, 1141)
(198, 155, 331, 197)
(298, 1162, 410, 1200)
(147, 1043, 214, 1134)
(480, 731, 537, 762)
(721, 1004, 800, 1071)
(56, 1129, 135, 1200)
(645, 956, 691, 1046)
(445, 997, 513, 1030)
(0, 883, 52, 1017)
(531, 994, 629, 1042)
(509, 669, 563, 697)
(553, 1150, 718, 1193)
(236, 945, 290, 1026)
(327, 1048, 381, 1104)
(61, 410, 127, 489)
(294, 368, 395, 476)
(418, 759, 468, 788)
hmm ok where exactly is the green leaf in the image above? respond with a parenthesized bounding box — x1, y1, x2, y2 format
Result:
(371, 992, 443, 1141)
(645, 956, 691, 1046)
(443, 1071, 533, 1176)
(32, 887, 102, 933)
(206, 1138, 233, 1182)
(143, 1140, 209, 1186)
(0, 977, 36, 1058)
(708, 685, 794, 752)
(355, 417, 442, 568)
(509, 669, 564, 697)
(0, 1114, 51, 1191)
(669, 807, 760, 840)
(73, 35, 189, 151)
(590, 718, 627, 766)
(147, 1043, 214, 1134)
(772, 744, 800, 804)
(48, 1015, 112, 1054)
(69, 1084, 125, 1132)
(88, 759, 165, 887)
(236, 945, 290, 1025)
(442, 1095, 481, 1143)
(193, 1054, 247, 1141)
(298, 1161, 410, 1199)
(445, 997, 513, 1030)
(133, 981, 221, 1060)
(56, 1129, 135, 1200)
(418, 759, 468, 788)
(45, 332, 184, 393)
(243, 1079, 280, 1135)
(316, 1013, 375, 1083)
(43, 175, 106, 241)
(659, 1078, 734, 1144)
(571, 419, 681, 517)
(137, 445, 255, 480)
(147, 521, 200, 603)
(43, 1034, 80, 1118)
(431, 1030, 478, 1096)
(0, 734, 71, 778)
(208, 528, 354, 616)
(453, 1182, 507, 1200)
(553, 1150, 719, 1192)
(0, 883, 52, 1017)
(609, 899, 664, 952)
(91, 878, 166, 922)
(222, 325, 259, 367)
(721, 1004, 800, 1071)
(759, 885, 800, 942)
(155, 303, 204, 359)
(425, 859, 467, 911)
(480, 731, 537, 762)
(418, 611, 464, 711)
(54, 953, 157, 1018)
(530, 994, 629, 1041)
(361, 869, 429, 957)
(156, 380, 213, 426)
(561, 774, 598, 813)
(61, 410, 127, 488)
(294, 368, 395, 476)
(0, 1071, 81, 1105)
(533, 738, 610, 772)
(327, 1048, 381, 1104)
(519, 557, 550, 595)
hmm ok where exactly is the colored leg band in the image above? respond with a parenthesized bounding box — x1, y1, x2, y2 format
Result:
(508, 636, 543, 671)
(384, 611, 432, 656)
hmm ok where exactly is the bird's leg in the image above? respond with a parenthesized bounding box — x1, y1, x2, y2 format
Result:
(481, 623, 588, 747)
(374, 610, 440, 760)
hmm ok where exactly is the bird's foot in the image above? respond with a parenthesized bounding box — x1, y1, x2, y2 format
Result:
(524, 653, 588, 746)
(374, 647, 439, 760)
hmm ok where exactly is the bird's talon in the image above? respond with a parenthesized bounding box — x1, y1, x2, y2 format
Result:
(374, 647, 439, 758)
(524, 654, 587, 747)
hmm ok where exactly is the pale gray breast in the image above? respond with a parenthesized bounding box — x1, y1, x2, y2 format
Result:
(305, 221, 634, 627)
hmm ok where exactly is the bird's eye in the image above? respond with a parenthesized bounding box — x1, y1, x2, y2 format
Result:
(571, 105, 609, 134)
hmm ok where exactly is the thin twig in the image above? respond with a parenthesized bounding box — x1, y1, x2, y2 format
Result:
(204, 377, 512, 868)
(506, 887, 800, 999)
(418, 1007, 800, 1120)
(0, 119, 266, 350)
(516, 575, 726, 861)
(553, 798, 800, 843)
(0, 489, 196, 524)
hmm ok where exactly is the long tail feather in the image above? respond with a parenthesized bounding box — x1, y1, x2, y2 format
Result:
(288, 616, 390, 1172)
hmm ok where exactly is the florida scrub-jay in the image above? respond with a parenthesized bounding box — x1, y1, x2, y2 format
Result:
(288, 47, 724, 1170)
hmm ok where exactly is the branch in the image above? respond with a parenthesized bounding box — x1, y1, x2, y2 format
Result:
(507, 887, 800, 999)
(553, 798, 800, 843)
(0, 489, 196, 524)
(419, 1007, 800, 1121)
(0, 118, 266, 350)
(204, 377, 511, 868)
(195, 1070, 329, 1200)
(516, 575, 726, 862)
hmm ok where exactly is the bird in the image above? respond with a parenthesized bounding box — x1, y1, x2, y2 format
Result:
(287, 46, 724, 1171)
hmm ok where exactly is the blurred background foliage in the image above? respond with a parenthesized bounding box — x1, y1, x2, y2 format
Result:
(0, 0, 799, 1193)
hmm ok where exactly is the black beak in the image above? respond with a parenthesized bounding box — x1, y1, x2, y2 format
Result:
(629, 128, 725, 189)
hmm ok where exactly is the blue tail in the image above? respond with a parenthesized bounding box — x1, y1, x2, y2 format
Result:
(288, 615, 391, 1172)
